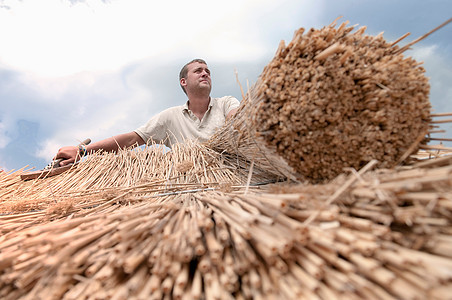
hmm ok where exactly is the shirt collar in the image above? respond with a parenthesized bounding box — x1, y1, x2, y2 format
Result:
(182, 97, 214, 112)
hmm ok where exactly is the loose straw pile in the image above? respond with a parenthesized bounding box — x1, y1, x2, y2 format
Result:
(209, 19, 433, 183)
(0, 141, 247, 217)
(0, 156, 451, 299)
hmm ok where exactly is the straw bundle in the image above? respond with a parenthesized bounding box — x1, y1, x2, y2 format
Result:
(0, 155, 451, 299)
(209, 19, 433, 183)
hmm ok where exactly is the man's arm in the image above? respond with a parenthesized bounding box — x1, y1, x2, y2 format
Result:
(226, 108, 238, 120)
(56, 131, 145, 166)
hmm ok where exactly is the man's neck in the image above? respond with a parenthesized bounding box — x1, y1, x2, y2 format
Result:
(187, 94, 211, 120)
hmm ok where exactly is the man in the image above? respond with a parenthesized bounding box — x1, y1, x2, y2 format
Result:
(55, 59, 240, 166)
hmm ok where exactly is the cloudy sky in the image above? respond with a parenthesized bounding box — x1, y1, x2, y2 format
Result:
(0, 0, 451, 171)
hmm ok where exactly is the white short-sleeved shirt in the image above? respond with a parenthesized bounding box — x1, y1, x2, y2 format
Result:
(135, 96, 240, 147)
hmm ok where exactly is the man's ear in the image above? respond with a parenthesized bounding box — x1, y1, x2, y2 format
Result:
(180, 78, 187, 88)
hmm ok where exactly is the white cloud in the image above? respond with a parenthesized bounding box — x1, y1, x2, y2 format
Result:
(1, 0, 173, 76)
(0, 121, 10, 148)
(0, 0, 301, 77)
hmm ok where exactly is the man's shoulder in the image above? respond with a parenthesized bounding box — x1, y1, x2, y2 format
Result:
(151, 105, 185, 122)
(212, 96, 240, 106)
(213, 95, 237, 102)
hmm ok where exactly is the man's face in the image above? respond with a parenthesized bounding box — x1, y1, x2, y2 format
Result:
(182, 62, 212, 94)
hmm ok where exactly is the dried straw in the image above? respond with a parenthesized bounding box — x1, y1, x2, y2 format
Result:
(0, 155, 451, 299)
(1, 19, 451, 300)
(0, 141, 246, 217)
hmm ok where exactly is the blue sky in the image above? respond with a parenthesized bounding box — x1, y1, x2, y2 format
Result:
(0, 0, 451, 171)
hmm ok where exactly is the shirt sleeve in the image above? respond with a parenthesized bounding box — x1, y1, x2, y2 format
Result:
(222, 96, 240, 116)
(134, 109, 172, 145)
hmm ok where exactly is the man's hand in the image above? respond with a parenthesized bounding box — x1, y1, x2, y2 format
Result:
(53, 132, 145, 167)
(227, 108, 238, 120)
(55, 146, 80, 166)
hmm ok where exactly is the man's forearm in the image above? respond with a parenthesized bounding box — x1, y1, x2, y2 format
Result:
(55, 131, 145, 166)
(227, 108, 238, 120)
(86, 131, 145, 153)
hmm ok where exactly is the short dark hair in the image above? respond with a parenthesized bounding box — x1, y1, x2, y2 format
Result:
(179, 59, 207, 94)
